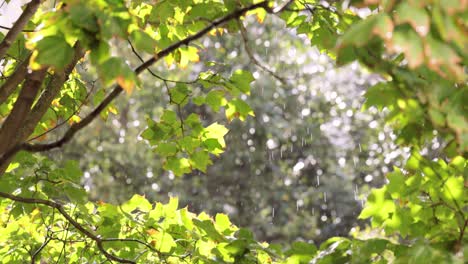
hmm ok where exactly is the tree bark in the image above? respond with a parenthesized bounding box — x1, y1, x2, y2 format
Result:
(19, 44, 84, 141)
(0, 0, 42, 59)
(0, 44, 84, 175)
(0, 68, 47, 157)
(0, 54, 30, 104)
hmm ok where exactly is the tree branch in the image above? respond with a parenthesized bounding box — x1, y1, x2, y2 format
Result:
(0, 24, 35, 32)
(238, 19, 288, 84)
(26, 79, 97, 142)
(0, 0, 41, 59)
(272, 0, 295, 14)
(31, 235, 51, 264)
(0, 68, 47, 156)
(19, 43, 85, 141)
(7, 1, 272, 155)
(0, 43, 84, 175)
(0, 54, 31, 104)
(0, 191, 136, 263)
(134, 1, 271, 74)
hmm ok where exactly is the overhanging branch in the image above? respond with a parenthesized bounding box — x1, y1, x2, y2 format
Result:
(0, 0, 41, 59)
(2, 1, 273, 158)
(0, 54, 31, 104)
(238, 19, 288, 84)
(0, 191, 136, 263)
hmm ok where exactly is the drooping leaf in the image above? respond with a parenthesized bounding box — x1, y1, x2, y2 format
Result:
(32, 36, 74, 69)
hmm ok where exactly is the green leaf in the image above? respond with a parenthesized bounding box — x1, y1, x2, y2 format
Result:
(394, 2, 429, 36)
(180, 136, 201, 153)
(98, 57, 136, 93)
(189, 151, 212, 172)
(225, 240, 248, 256)
(338, 14, 393, 48)
(179, 207, 194, 230)
(442, 176, 464, 205)
(359, 187, 395, 226)
(387, 169, 406, 198)
(166, 196, 179, 213)
(63, 160, 82, 182)
(5, 162, 19, 173)
(193, 219, 227, 242)
(34, 36, 74, 69)
(205, 90, 227, 112)
(203, 138, 224, 153)
(230, 69, 255, 95)
(384, 208, 411, 237)
(63, 183, 87, 203)
(202, 123, 229, 154)
(192, 96, 205, 105)
(363, 83, 399, 111)
(449, 156, 465, 172)
(215, 213, 233, 233)
(122, 194, 152, 213)
(169, 84, 191, 105)
(428, 109, 445, 127)
(226, 99, 255, 121)
(161, 110, 178, 124)
(129, 29, 156, 53)
(434, 206, 454, 221)
(286, 241, 317, 264)
(390, 25, 424, 68)
(90, 41, 110, 65)
(164, 157, 191, 176)
(69, 5, 98, 32)
(155, 142, 178, 156)
(152, 231, 176, 253)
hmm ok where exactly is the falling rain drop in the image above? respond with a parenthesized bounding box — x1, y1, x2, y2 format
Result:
(323, 192, 327, 203)
(316, 175, 320, 186)
(358, 143, 362, 152)
(272, 207, 275, 218)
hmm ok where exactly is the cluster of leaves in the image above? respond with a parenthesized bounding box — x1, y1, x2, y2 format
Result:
(140, 69, 254, 175)
(359, 154, 466, 246)
(0, 154, 279, 263)
(56, 22, 393, 245)
(0, 0, 466, 263)
(337, 0, 467, 153)
(314, 0, 467, 262)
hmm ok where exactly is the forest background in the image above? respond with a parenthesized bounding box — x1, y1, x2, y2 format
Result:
(0, 0, 466, 263)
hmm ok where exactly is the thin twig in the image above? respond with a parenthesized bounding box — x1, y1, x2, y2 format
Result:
(26, 79, 98, 142)
(126, 39, 195, 84)
(0, 0, 41, 59)
(0, 191, 136, 263)
(31, 235, 51, 264)
(101, 238, 158, 253)
(0, 53, 31, 104)
(237, 19, 288, 84)
(3, 1, 272, 157)
(0, 24, 35, 32)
